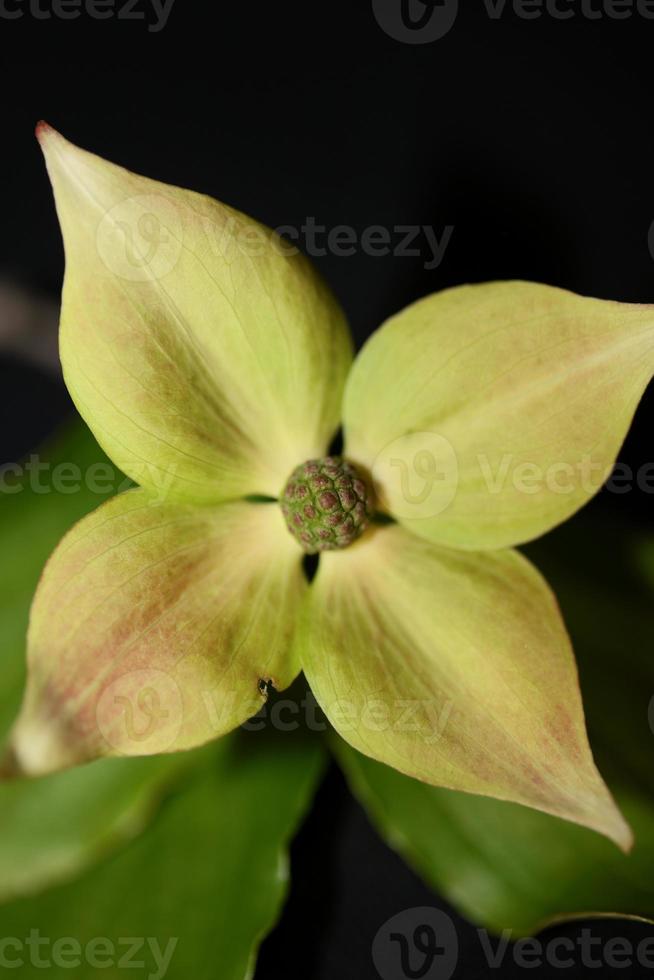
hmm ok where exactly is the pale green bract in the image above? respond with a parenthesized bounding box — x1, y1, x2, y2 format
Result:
(7, 123, 654, 853)
(332, 520, 654, 935)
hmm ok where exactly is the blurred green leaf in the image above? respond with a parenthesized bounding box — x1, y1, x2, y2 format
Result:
(333, 516, 654, 935)
(0, 755, 193, 903)
(0, 731, 325, 980)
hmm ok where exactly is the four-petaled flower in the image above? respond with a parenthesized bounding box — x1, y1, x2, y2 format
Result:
(9, 123, 654, 851)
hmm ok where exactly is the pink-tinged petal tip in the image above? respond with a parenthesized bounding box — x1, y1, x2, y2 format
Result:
(35, 120, 54, 143)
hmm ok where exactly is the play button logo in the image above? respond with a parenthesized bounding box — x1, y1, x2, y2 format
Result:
(372, 0, 459, 43)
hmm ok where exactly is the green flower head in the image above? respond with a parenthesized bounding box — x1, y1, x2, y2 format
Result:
(281, 457, 371, 553)
(9, 123, 654, 853)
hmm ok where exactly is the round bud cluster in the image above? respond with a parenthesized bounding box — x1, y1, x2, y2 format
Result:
(281, 457, 371, 554)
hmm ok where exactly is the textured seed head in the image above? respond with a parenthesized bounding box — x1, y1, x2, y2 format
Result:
(281, 457, 371, 553)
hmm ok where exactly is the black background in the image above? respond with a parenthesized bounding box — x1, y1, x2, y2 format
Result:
(1, 1, 654, 977)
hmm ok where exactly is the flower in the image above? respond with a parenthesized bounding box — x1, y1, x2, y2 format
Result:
(8, 123, 654, 852)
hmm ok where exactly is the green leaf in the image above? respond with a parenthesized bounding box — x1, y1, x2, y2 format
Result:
(0, 756, 186, 903)
(333, 517, 654, 935)
(343, 281, 654, 549)
(297, 522, 629, 849)
(0, 732, 325, 980)
(38, 124, 352, 503)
